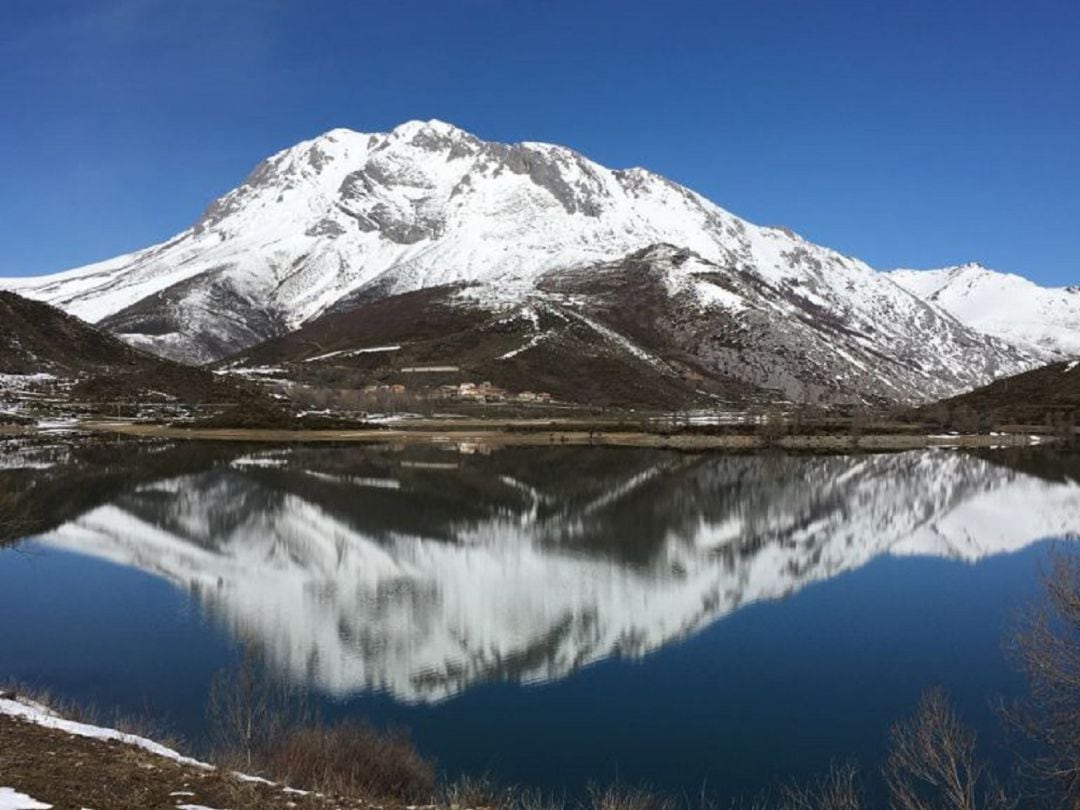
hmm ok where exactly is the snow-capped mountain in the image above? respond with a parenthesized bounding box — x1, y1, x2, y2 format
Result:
(0, 121, 1045, 401)
(34, 445, 1080, 703)
(889, 263, 1080, 359)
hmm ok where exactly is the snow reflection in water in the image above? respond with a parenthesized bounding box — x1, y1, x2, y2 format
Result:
(28, 444, 1080, 703)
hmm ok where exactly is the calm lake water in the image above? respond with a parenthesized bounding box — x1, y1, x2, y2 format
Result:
(1, 439, 1078, 801)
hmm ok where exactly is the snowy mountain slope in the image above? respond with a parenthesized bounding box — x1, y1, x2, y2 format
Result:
(0, 120, 1044, 402)
(535, 245, 1033, 403)
(889, 263, 1080, 359)
(233, 243, 1036, 405)
(35, 446, 1080, 703)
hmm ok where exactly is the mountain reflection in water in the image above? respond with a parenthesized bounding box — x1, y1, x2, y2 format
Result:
(14, 442, 1080, 703)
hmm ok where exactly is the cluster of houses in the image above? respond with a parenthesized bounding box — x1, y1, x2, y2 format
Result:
(358, 380, 554, 404)
(437, 381, 553, 403)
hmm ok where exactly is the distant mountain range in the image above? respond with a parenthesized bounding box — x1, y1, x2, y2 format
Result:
(2, 120, 1077, 405)
(889, 263, 1080, 359)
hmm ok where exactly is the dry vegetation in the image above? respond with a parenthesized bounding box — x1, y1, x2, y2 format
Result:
(263, 722, 437, 803)
(205, 647, 435, 802)
(1004, 552, 1080, 805)
(884, 689, 1012, 810)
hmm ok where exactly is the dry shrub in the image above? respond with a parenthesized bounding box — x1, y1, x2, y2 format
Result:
(1005, 550, 1080, 803)
(205, 646, 434, 801)
(260, 720, 436, 803)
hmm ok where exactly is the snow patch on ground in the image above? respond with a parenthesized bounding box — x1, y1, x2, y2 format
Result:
(0, 788, 51, 810)
(304, 345, 402, 362)
(33, 419, 81, 434)
(0, 697, 210, 770)
(554, 306, 673, 373)
(214, 366, 287, 379)
(499, 331, 547, 359)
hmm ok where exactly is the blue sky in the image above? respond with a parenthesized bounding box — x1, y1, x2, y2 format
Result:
(2, 0, 1078, 284)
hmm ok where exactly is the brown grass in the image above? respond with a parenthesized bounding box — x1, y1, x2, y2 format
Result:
(204, 647, 436, 803)
(261, 720, 437, 802)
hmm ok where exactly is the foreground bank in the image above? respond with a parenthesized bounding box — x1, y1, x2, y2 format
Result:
(0, 694, 373, 810)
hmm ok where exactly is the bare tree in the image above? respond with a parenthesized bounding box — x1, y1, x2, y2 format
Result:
(759, 405, 787, 447)
(205, 644, 310, 770)
(885, 687, 1013, 810)
(1005, 551, 1080, 804)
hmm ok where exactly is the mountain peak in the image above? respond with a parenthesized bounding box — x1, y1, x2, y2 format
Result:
(951, 261, 991, 273)
(390, 118, 467, 138)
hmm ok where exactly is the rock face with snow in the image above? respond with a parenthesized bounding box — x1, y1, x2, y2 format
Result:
(0, 120, 1050, 402)
(233, 242, 1037, 406)
(32, 444, 1080, 703)
(534, 246, 1032, 403)
(889, 263, 1080, 360)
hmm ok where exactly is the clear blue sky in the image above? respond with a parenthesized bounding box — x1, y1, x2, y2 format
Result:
(2, 0, 1078, 284)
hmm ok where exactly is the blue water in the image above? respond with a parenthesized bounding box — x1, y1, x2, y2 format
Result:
(0, 442, 1074, 802)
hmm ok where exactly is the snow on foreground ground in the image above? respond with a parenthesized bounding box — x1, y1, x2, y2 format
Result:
(0, 696, 378, 810)
(0, 787, 51, 810)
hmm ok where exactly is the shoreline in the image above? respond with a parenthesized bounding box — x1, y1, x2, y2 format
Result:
(58, 419, 1049, 451)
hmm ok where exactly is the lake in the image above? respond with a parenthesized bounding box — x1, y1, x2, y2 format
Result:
(1, 438, 1077, 802)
